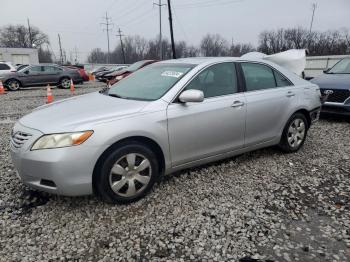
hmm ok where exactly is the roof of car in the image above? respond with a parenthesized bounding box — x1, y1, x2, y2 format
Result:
(160, 57, 245, 65)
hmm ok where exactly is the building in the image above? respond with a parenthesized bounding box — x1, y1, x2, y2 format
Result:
(0, 48, 39, 65)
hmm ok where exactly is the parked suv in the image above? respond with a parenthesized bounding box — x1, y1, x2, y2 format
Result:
(0, 64, 83, 91)
(0, 62, 17, 75)
(10, 58, 321, 203)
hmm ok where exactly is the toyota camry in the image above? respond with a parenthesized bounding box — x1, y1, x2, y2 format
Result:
(10, 57, 322, 203)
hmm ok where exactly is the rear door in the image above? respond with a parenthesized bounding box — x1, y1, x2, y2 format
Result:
(239, 62, 296, 146)
(167, 62, 246, 167)
(42, 66, 62, 84)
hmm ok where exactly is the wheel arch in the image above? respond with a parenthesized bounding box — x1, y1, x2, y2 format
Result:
(5, 78, 22, 87)
(292, 108, 311, 129)
(92, 136, 166, 194)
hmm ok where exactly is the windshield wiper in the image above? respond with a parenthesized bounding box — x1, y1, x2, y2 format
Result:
(99, 86, 109, 94)
(108, 93, 126, 99)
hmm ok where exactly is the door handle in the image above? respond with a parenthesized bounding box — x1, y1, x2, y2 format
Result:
(231, 101, 245, 107)
(286, 91, 295, 98)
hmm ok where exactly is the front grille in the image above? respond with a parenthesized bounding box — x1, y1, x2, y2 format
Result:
(11, 131, 32, 148)
(321, 89, 350, 103)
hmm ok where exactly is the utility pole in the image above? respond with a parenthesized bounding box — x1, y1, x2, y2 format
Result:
(27, 18, 33, 48)
(73, 46, 79, 64)
(154, 0, 166, 59)
(309, 3, 317, 33)
(58, 34, 64, 65)
(116, 28, 126, 64)
(167, 0, 176, 59)
(101, 12, 113, 64)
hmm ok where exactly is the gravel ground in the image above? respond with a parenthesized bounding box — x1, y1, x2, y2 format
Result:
(0, 82, 349, 261)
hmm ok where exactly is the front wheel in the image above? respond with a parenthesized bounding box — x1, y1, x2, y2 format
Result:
(95, 142, 159, 204)
(6, 79, 21, 91)
(279, 113, 308, 153)
(59, 77, 71, 89)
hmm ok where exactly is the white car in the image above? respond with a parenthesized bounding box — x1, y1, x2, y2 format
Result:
(0, 62, 16, 75)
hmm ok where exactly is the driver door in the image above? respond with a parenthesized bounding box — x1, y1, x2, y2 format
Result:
(19, 65, 43, 86)
(167, 62, 246, 167)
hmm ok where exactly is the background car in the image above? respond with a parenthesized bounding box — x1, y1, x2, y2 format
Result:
(311, 57, 350, 116)
(108, 60, 158, 85)
(91, 66, 109, 76)
(65, 65, 89, 82)
(0, 64, 83, 91)
(0, 61, 17, 75)
(96, 66, 127, 82)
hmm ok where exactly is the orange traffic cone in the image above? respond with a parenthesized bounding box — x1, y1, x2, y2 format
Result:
(70, 79, 75, 95)
(0, 81, 6, 95)
(46, 85, 53, 104)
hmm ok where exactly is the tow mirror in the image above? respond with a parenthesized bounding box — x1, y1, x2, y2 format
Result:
(179, 89, 204, 103)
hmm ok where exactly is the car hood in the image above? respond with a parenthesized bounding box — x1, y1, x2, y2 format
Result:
(310, 73, 350, 90)
(19, 92, 149, 133)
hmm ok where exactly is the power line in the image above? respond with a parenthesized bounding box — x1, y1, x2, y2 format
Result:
(154, 0, 166, 59)
(175, 0, 244, 9)
(101, 12, 114, 64)
(116, 28, 126, 64)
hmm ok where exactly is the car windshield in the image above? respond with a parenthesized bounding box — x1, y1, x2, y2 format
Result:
(328, 58, 350, 74)
(107, 63, 194, 101)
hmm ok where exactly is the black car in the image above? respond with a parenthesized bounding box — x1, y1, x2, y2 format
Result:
(0, 64, 83, 91)
(311, 58, 350, 116)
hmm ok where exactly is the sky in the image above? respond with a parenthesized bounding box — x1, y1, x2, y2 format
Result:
(1, 0, 349, 62)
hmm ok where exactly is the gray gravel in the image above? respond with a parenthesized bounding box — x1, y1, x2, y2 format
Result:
(0, 82, 349, 261)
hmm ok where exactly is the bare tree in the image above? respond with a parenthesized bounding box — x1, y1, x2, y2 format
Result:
(200, 34, 229, 56)
(87, 48, 107, 63)
(258, 27, 350, 55)
(0, 24, 49, 48)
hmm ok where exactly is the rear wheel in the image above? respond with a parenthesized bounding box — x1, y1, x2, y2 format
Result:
(95, 142, 159, 204)
(6, 79, 21, 91)
(279, 113, 308, 153)
(59, 77, 71, 89)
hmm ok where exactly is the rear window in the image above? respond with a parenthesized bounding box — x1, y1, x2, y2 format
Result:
(0, 64, 10, 70)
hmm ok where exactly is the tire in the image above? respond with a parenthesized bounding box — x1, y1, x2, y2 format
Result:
(95, 142, 159, 204)
(59, 77, 71, 89)
(279, 113, 308, 153)
(6, 79, 21, 91)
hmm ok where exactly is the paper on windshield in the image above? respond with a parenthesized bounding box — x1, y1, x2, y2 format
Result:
(241, 49, 306, 76)
(161, 71, 184, 78)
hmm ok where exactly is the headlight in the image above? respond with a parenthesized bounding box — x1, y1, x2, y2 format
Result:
(116, 75, 124, 80)
(31, 131, 93, 150)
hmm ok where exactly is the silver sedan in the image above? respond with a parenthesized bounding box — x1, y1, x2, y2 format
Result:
(10, 57, 322, 203)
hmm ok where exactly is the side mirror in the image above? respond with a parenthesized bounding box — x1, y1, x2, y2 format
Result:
(179, 89, 204, 103)
(23, 70, 29, 74)
(323, 68, 330, 74)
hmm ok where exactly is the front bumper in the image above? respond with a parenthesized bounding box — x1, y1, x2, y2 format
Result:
(321, 103, 350, 116)
(10, 122, 107, 196)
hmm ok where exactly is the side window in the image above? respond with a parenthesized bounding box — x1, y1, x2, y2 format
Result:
(0, 64, 10, 70)
(43, 66, 60, 73)
(29, 66, 42, 73)
(274, 70, 292, 87)
(241, 63, 276, 91)
(185, 63, 237, 98)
